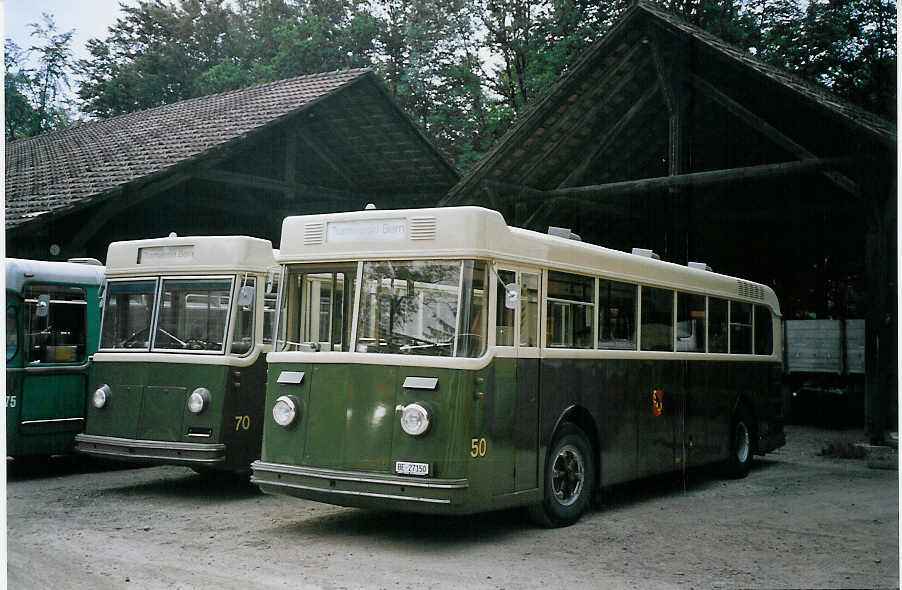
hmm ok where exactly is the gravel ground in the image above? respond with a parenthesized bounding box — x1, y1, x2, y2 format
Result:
(6, 425, 898, 589)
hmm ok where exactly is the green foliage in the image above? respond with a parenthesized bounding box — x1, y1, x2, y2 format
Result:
(5, 14, 76, 140)
(8, 0, 896, 162)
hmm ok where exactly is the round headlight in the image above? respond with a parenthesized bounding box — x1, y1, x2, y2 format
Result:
(273, 395, 299, 427)
(400, 403, 431, 436)
(187, 387, 211, 414)
(93, 384, 111, 409)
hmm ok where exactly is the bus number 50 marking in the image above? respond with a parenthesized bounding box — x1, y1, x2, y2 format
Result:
(234, 415, 250, 431)
(470, 438, 487, 458)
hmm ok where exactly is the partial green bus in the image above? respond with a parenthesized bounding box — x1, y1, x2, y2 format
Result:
(6, 258, 105, 458)
(74, 236, 278, 472)
(251, 207, 785, 526)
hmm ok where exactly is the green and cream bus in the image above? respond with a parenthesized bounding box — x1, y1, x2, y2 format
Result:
(74, 235, 279, 472)
(6, 258, 105, 458)
(251, 207, 785, 526)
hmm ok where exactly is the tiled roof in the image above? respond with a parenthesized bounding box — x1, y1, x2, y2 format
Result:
(5, 68, 371, 229)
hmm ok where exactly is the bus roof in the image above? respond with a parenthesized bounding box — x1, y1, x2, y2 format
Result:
(280, 206, 780, 311)
(105, 235, 276, 277)
(5, 258, 105, 294)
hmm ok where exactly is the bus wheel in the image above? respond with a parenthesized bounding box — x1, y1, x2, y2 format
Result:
(528, 423, 595, 528)
(724, 406, 754, 479)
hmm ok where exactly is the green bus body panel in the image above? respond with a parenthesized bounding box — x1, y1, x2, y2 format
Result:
(85, 357, 268, 470)
(5, 285, 101, 457)
(257, 356, 783, 514)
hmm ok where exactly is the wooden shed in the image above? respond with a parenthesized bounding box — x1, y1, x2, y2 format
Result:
(6, 68, 460, 261)
(441, 1, 896, 439)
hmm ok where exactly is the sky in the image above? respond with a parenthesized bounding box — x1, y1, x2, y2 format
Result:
(4, 0, 132, 61)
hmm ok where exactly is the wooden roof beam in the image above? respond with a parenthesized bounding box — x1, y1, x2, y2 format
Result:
(194, 169, 372, 203)
(691, 74, 860, 197)
(516, 45, 650, 185)
(557, 83, 662, 188)
(549, 157, 851, 199)
(295, 127, 358, 189)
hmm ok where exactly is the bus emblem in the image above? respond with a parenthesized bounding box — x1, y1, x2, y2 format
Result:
(652, 389, 663, 416)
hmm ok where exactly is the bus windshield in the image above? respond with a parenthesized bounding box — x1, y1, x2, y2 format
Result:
(277, 260, 486, 358)
(100, 280, 157, 350)
(153, 278, 233, 352)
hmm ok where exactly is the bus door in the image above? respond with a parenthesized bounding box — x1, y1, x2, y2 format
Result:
(636, 286, 681, 478)
(491, 266, 541, 494)
(19, 284, 93, 453)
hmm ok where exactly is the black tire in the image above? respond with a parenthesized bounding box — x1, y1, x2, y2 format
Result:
(724, 405, 755, 479)
(527, 423, 595, 528)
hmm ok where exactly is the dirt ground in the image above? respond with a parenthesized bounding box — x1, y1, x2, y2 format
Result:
(6, 425, 899, 589)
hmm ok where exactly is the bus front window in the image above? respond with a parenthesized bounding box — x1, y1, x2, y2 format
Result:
(357, 260, 482, 357)
(153, 278, 234, 352)
(101, 281, 157, 350)
(277, 264, 357, 352)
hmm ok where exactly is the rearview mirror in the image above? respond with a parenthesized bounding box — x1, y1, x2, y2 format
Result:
(35, 295, 51, 318)
(237, 286, 255, 308)
(504, 283, 520, 309)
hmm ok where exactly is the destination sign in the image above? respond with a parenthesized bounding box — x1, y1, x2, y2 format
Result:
(137, 245, 195, 264)
(327, 219, 407, 243)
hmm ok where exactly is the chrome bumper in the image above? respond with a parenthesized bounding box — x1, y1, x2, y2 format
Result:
(250, 460, 469, 511)
(74, 434, 226, 465)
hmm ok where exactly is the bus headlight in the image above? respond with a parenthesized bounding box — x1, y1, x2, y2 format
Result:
(399, 403, 431, 436)
(93, 384, 111, 409)
(187, 388, 211, 414)
(273, 395, 299, 427)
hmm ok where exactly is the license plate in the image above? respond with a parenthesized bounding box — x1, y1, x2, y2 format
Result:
(395, 461, 429, 476)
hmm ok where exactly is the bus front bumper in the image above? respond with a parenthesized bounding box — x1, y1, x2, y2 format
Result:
(74, 434, 226, 466)
(250, 461, 473, 514)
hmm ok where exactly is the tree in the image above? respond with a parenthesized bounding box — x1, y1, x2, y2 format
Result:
(5, 14, 76, 140)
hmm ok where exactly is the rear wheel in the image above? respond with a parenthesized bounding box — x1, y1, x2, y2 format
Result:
(527, 423, 595, 527)
(724, 405, 754, 478)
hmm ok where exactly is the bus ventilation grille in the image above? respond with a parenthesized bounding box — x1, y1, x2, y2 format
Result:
(409, 217, 438, 240)
(737, 280, 765, 300)
(304, 222, 326, 245)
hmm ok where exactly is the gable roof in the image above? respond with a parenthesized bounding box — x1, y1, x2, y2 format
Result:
(6, 68, 459, 230)
(444, 1, 895, 202)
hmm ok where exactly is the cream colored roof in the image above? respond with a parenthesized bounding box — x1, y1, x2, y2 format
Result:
(105, 235, 275, 276)
(279, 206, 780, 312)
(5, 258, 105, 293)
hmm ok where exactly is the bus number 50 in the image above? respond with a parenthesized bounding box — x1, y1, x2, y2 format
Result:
(470, 438, 487, 457)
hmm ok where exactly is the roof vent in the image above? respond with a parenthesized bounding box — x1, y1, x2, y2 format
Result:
(548, 226, 582, 241)
(365, 203, 377, 210)
(688, 261, 712, 271)
(631, 248, 661, 260)
(67, 258, 103, 266)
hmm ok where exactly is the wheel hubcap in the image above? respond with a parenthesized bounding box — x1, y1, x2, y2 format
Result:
(551, 444, 585, 506)
(735, 421, 750, 463)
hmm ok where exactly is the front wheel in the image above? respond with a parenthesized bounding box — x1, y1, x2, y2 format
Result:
(527, 423, 595, 527)
(724, 406, 755, 479)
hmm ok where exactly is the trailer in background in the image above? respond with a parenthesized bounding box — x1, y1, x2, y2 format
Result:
(784, 319, 865, 424)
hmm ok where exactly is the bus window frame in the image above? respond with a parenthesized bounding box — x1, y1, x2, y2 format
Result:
(151, 274, 236, 355)
(23, 282, 89, 365)
(6, 303, 20, 363)
(493, 264, 541, 357)
(229, 274, 257, 357)
(99, 277, 160, 352)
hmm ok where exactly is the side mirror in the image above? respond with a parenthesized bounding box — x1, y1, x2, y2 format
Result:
(35, 295, 51, 318)
(237, 286, 255, 308)
(504, 283, 520, 309)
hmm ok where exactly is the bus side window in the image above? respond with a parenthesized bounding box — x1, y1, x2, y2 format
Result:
(546, 271, 594, 349)
(754, 305, 773, 355)
(598, 279, 637, 350)
(640, 286, 674, 352)
(24, 284, 87, 363)
(496, 270, 516, 346)
(6, 306, 19, 362)
(676, 292, 706, 352)
(230, 277, 255, 355)
(730, 301, 753, 354)
(708, 297, 728, 353)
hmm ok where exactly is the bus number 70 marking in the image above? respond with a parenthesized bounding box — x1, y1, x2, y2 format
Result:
(470, 438, 487, 458)
(234, 415, 250, 431)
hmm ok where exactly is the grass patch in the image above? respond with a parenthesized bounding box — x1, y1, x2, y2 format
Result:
(819, 440, 867, 459)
